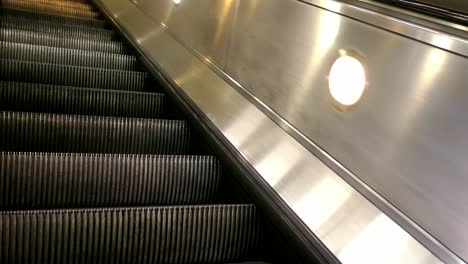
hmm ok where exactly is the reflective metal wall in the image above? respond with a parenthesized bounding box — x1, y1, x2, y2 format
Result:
(125, 0, 466, 262)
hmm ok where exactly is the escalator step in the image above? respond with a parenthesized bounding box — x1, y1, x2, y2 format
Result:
(1, 0, 101, 20)
(0, 152, 221, 208)
(0, 15, 116, 41)
(0, 28, 126, 54)
(0, 205, 258, 263)
(0, 42, 139, 71)
(0, 81, 164, 118)
(15, 0, 96, 12)
(0, 112, 191, 154)
(0, 7, 107, 29)
(64, 0, 91, 2)
(0, 60, 148, 91)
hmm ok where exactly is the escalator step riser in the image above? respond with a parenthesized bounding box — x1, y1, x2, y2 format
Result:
(0, 152, 221, 208)
(0, 60, 148, 91)
(0, 112, 192, 154)
(0, 82, 164, 117)
(14, 0, 96, 12)
(0, 16, 116, 41)
(1, 0, 101, 20)
(0, 205, 258, 263)
(0, 42, 138, 71)
(0, 28, 126, 54)
(0, 7, 107, 29)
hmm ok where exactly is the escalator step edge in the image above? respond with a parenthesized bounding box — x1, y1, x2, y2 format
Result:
(0, 204, 258, 263)
(0, 152, 221, 208)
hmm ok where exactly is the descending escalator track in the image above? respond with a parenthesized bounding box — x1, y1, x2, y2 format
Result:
(0, 0, 261, 262)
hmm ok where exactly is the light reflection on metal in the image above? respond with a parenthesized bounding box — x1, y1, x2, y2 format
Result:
(301, 0, 468, 57)
(173, 0, 181, 5)
(338, 214, 434, 264)
(255, 139, 303, 188)
(212, 0, 235, 50)
(391, 34, 449, 138)
(329, 54, 366, 107)
(287, 10, 341, 117)
(295, 177, 352, 230)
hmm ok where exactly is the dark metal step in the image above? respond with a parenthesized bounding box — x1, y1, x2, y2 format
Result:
(0, 7, 107, 29)
(0, 81, 164, 118)
(1, 0, 101, 20)
(0, 205, 258, 263)
(14, 0, 96, 12)
(0, 42, 138, 71)
(0, 15, 116, 41)
(0, 112, 192, 154)
(0, 60, 148, 91)
(0, 28, 126, 54)
(0, 152, 220, 208)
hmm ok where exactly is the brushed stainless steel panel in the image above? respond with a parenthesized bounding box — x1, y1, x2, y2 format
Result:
(95, 0, 448, 263)
(133, 0, 235, 68)
(301, 0, 468, 55)
(129, 0, 468, 261)
(226, 1, 468, 261)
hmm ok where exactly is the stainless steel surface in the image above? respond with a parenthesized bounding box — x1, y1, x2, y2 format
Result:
(124, 0, 468, 262)
(300, 0, 468, 54)
(94, 0, 464, 263)
(386, 0, 468, 16)
(226, 3, 468, 260)
(355, 0, 468, 32)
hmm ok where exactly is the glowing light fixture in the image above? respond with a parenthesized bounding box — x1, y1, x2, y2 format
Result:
(329, 52, 366, 107)
(173, 0, 182, 5)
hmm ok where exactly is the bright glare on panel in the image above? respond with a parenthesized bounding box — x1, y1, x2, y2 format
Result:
(329, 55, 366, 106)
(173, 0, 182, 4)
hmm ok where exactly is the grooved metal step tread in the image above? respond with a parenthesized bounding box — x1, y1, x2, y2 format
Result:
(0, 7, 107, 28)
(1, 0, 101, 20)
(0, 16, 116, 41)
(0, 81, 164, 117)
(13, 0, 96, 12)
(0, 28, 126, 54)
(0, 112, 192, 154)
(0, 152, 220, 208)
(0, 60, 149, 91)
(0, 204, 258, 263)
(60, 0, 91, 3)
(0, 41, 139, 71)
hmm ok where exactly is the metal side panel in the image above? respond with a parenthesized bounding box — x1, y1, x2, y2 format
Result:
(118, 0, 468, 263)
(94, 0, 446, 263)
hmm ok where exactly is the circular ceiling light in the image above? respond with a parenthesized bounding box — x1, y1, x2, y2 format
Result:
(328, 53, 366, 107)
(173, 0, 182, 5)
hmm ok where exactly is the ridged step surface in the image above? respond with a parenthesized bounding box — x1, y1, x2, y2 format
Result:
(1, 0, 101, 20)
(0, 0, 263, 262)
(0, 16, 116, 41)
(0, 205, 258, 263)
(0, 82, 163, 117)
(0, 28, 126, 54)
(0, 42, 138, 70)
(14, 0, 95, 11)
(0, 152, 220, 208)
(0, 112, 191, 154)
(0, 7, 107, 28)
(0, 60, 148, 90)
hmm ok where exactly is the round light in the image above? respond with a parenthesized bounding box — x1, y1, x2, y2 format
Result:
(173, 0, 182, 4)
(328, 55, 366, 106)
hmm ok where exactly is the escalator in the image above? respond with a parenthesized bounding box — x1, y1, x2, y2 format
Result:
(0, 0, 286, 262)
